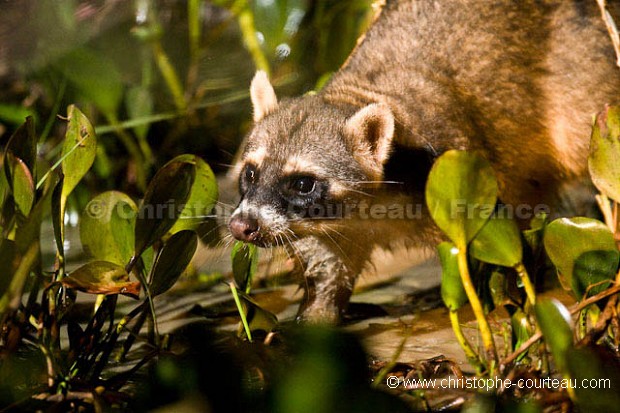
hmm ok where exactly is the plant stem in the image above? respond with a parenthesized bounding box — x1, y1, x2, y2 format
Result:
(448, 310, 484, 372)
(457, 248, 497, 369)
(151, 42, 187, 112)
(234, 0, 270, 74)
(229, 282, 252, 342)
(515, 262, 536, 306)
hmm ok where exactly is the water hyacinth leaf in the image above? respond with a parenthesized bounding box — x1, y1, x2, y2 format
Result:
(438, 242, 467, 310)
(80, 191, 138, 266)
(543, 217, 618, 296)
(589, 105, 620, 203)
(5, 116, 37, 175)
(523, 213, 547, 251)
(566, 347, 620, 412)
(150, 230, 198, 297)
(573, 250, 619, 298)
(167, 155, 219, 235)
(61, 260, 140, 298)
(231, 241, 259, 292)
(5, 154, 35, 217)
(425, 150, 498, 249)
(237, 291, 278, 334)
(60, 105, 97, 209)
(511, 309, 532, 358)
(57, 48, 123, 116)
(534, 299, 573, 375)
(134, 161, 195, 257)
(470, 213, 522, 267)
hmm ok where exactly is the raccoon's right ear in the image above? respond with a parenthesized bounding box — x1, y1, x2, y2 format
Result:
(344, 103, 395, 178)
(250, 71, 278, 122)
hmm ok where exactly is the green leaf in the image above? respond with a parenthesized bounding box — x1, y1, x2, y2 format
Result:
(589, 105, 620, 202)
(470, 213, 522, 267)
(544, 217, 618, 298)
(150, 230, 198, 296)
(511, 308, 532, 357)
(61, 260, 140, 298)
(0, 104, 37, 126)
(5, 116, 37, 175)
(134, 160, 195, 257)
(4, 154, 35, 217)
(425, 150, 498, 249)
(239, 292, 278, 335)
(60, 105, 97, 208)
(80, 191, 138, 266)
(438, 241, 467, 310)
(534, 299, 573, 375)
(56, 48, 123, 116)
(566, 347, 620, 413)
(167, 155, 219, 235)
(231, 241, 259, 292)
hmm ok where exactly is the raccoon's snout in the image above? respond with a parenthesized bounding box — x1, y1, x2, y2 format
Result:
(229, 215, 260, 243)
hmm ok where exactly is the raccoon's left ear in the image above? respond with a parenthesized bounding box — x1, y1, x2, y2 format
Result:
(344, 103, 395, 177)
(250, 71, 278, 122)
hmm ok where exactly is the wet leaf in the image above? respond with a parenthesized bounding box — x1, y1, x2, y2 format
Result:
(470, 213, 522, 267)
(5, 116, 37, 175)
(57, 48, 123, 116)
(236, 290, 278, 334)
(150, 230, 198, 296)
(438, 242, 467, 310)
(80, 191, 137, 266)
(134, 161, 195, 257)
(534, 299, 573, 375)
(61, 261, 140, 298)
(543, 217, 618, 297)
(425, 150, 497, 249)
(589, 105, 620, 202)
(566, 347, 620, 413)
(167, 155, 219, 235)
(4, 154, 35, 217)
(60, 105, 97, 210)
(231, 241, 259, 292)
(511, 309, 532, 357)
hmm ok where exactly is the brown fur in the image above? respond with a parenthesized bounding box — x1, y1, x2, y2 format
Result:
(229, 0, 620, 323)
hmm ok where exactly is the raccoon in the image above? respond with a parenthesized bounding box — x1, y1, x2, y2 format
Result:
(228, 0, 620, 323)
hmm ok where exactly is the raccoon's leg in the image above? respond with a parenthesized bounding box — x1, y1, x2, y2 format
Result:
(290, 236, 364, 324)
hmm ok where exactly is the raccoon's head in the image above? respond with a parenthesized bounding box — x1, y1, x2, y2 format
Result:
(228, 71, 395, 247)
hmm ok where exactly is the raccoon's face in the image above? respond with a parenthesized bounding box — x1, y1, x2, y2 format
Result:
(228, 71, 395, 247)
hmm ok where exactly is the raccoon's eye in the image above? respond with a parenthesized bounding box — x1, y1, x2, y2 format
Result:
(244, 164, 257, 184)
(289, 176, 316, 195)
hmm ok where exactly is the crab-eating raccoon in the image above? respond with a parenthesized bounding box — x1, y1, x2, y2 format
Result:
(228, 0, 620, 323)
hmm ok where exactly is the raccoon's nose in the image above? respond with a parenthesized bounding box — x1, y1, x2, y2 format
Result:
(229, 216, 260, 242)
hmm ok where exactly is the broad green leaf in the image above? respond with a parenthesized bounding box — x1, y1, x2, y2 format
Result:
(523, 213, 547, 252)
(231, 241, 259, 292)
(126, 85, 153, 141)
(150, 230, 198, 296)
(589, 105, 620, 202)
(511, 309, 532, 358)
(438, 241, 467, 310)
(425, 150, 497, 249)
(534, 299, 573, 375)
(5, 154, 35, 217)
(56, 48, 123, 116)
(61, 261, 140, 298)
(5, 116, 37, 174)
(238, 292, 278, 334)
(80, 191, 138, 266)
(167, 155, 219, 235)
(60, 105, 97, 208)
(544, 217, 618, 297)
(470, 213, 522, 267)
(566, 347, 620, 412)
(134, 161, 195, 257)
